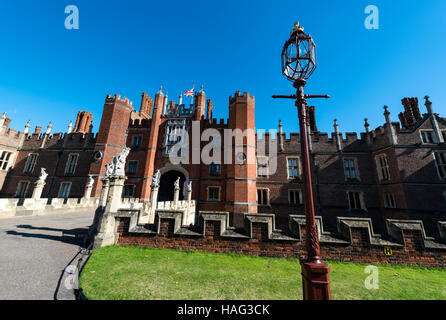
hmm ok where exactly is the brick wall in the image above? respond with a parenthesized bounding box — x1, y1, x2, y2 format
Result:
(115, 211, 446, 268)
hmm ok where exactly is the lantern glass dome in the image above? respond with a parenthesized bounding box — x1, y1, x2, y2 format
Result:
(281, 24, 317, 81)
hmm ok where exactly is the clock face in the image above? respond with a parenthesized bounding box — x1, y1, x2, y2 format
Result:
(235, 152, 247, 165)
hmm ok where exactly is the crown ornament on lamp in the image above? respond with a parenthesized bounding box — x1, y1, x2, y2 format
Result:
(291, 21, 304, 34)
(282, 22, 317, 81)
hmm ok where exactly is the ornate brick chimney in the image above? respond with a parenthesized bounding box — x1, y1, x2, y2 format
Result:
(399, 97, 421, 129)
(140, 92, 153, 119)
(306, 106, 318, 133)
(73, 111, 93, 133)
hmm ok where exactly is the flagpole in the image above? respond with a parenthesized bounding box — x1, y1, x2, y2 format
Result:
(191, 81, 195, 105)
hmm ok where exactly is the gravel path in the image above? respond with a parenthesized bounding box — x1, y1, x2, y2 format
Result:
(0, 210, 95, 300)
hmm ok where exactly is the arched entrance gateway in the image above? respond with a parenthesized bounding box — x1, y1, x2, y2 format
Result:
(158, 170, 186, 201)
(155, 162, 191, 202)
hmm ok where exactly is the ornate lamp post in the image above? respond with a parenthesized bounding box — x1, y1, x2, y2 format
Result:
(272, 22, 331, 300)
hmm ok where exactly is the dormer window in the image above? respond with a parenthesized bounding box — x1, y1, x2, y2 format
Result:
(434, 152, 446, 179)
(420, 130, 434, 144)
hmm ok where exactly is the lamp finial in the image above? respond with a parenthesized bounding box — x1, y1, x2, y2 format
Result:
(291, 21, 304, 35)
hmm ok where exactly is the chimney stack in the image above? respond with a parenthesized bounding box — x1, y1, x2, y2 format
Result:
(399, 97, 421, 129)
(140, 92, 154, 119)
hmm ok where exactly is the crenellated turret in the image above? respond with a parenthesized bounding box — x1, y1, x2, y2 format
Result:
(194, 85, 206, 121)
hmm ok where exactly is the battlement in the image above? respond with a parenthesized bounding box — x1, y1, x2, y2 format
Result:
(256, 131, 279, 144)
(105, 94, 134, 109)
(201, 118, 228, 129)
(20, 131, 96, 149)
(0, 127, 23, 140)
(344, 132, 358, 142)
(314, 133, 333, 143)
(129, 118, 151, 128)
(229, 91, 255, 104)
(116, 211, 446, 267)
(287, 133, 300, 141)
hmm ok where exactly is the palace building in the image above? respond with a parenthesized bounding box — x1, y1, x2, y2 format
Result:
(0, 87, 445, 233)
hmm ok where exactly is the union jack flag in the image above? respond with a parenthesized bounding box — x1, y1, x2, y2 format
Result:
(184, 88, 194, 97)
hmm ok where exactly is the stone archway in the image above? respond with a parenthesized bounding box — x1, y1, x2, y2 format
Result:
(158, 170, 186, 201)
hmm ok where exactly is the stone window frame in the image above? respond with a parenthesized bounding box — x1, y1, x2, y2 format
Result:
(433, 151, 446, 180)
(15, 180, 30, 198)
(163, 119, 189, 158)
(347, 191, 366, 211)
(126, 160, 138, 175)
(131, 135, 143, 147)
(383, 193, 397, 208)
(256, 156, 269, 178)
(420, 129, 435, 144)
(441, 130, 446, 142)
(122, 184, 136, 198)
(65, 153, 79, 175)
(58, 182, 72, 198)
(23, 153, 38, 174)
(286, 156, 301, 180)
(375, 154, 390, 181)
(343, 157, 360, 181)
(206, 186, 221, 201)
(288, 189, 303, 205)
(0, 150, 14, 171)
(257, 188, 270, 206)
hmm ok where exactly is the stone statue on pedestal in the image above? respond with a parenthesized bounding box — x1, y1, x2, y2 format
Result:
(37, 168, 48, 184)
(152, 170, 161, 188)
(87, 175, 94, 188)
(104, 147, 131, 177)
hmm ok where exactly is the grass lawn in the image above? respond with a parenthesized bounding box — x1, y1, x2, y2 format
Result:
(79, 245, 446, 300)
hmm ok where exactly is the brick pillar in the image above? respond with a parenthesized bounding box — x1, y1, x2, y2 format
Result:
(88, 95, 133, 197)
(140, 88, 164, 201)
(225, 91, 257, 215)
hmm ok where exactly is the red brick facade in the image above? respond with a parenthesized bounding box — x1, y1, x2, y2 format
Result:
(0, 90, 444, 238)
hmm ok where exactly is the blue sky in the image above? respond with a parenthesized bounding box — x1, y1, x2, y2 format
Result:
(0, 0, 445, 135)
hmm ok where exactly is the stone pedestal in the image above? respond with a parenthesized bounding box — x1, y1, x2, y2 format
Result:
(184, 185, 193, 225)
(84, 185, 92, 200)
(32, 182, 45, 199)
(93, 175, 126, 249)
(173, 187, 180, 209)
(99, 178, 110, 207)
(187, 187, 192, 203)
(106, 176, 126, 212)
(138, 185, 159, 225)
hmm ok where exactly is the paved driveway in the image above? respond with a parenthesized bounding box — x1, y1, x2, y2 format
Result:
(0, 211, 95, 300)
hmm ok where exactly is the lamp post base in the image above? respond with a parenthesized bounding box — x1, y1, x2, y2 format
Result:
(300, 259, 331, 300)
